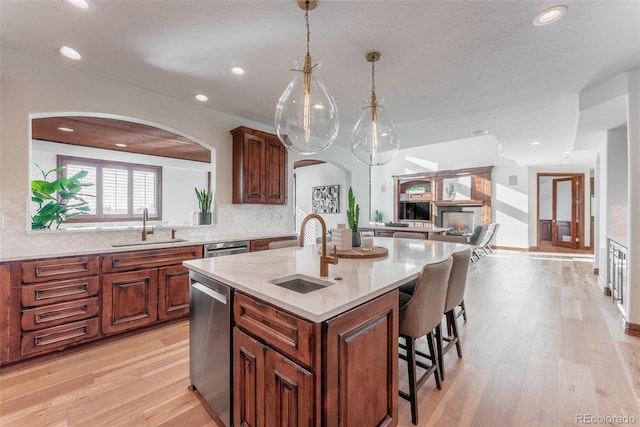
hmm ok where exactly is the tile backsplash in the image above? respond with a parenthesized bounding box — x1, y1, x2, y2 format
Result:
(0, 197, 294, 253)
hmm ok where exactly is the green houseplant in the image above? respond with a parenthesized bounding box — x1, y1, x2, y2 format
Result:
(31, 163, 92, 230)
(194, 187, 213, 225)
(347, 187, 361, 246)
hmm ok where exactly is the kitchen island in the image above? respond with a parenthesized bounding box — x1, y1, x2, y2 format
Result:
(184, 237, 468, 427)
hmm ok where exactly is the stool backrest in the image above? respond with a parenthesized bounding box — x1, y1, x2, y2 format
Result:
(429, 234, 468, 244)
(399, 257, 453, 338)
(444, 248, 472, 312)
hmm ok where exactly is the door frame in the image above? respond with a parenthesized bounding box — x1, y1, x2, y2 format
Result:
(536, 173, 585, 251)
(551, 176, 578, 248)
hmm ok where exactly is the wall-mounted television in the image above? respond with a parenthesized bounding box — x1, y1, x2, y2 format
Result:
(398, 202, 431, 221)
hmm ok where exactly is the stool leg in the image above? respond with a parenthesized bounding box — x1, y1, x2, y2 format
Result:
(406, 337, 418, 425)
(448, 311, 463, 359)
(460, 300, 467, 322)
(426, 332, 441, 390)
(435, 323, 444, 381)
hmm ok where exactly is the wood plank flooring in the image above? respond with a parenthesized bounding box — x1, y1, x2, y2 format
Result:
(1, 251, 638, 426)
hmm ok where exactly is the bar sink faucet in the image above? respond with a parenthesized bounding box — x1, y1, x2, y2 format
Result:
(299, 213, 338, 277)
(141, 207, 154, 241)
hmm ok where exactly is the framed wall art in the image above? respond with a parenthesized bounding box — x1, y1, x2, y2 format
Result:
(312, 185, 340, 214)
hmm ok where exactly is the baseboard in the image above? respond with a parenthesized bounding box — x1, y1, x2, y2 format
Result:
(593, 267, 599, 276)
(529, 246, 540, 251)
(494, 245, 527, 252)
(624, 322, 640, 337)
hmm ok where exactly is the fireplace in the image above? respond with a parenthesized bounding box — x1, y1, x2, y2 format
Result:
(435, 205, 482, 234)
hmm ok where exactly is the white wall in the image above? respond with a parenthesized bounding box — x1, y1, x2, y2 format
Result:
(295, 163, 350, 245)
(607, 127, 628, 237)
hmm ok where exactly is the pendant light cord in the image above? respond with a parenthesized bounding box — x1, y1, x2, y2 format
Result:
(305, 1, 311, 56)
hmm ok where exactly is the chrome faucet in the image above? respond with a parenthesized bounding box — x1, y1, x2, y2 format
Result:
(141, 207, 154, 241)
(299, 213, 338, 277)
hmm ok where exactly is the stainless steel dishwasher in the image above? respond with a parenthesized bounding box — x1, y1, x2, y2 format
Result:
(203, 240, 250, 258)
(189, 271, 233, 427)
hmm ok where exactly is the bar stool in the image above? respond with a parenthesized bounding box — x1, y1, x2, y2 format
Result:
(398, 257, 453, 425)
(439, 248, 472, 381)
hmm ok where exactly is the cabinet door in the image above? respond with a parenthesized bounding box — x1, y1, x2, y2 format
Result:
(265, 347, 315, 427)
(102, 270, 158, 335)
(243, 134, 266, 203)
(158, 265, 190, 320)
(264, 137, 286, 204)
(234, 328, 266, 427)
(324, 290, 398, 427)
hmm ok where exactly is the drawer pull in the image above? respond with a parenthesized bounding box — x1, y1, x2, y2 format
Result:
(35, 325, 89, 347)
(36, 305, 89, 324)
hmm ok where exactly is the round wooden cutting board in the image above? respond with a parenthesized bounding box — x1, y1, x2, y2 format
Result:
(335, 246, 388, 259)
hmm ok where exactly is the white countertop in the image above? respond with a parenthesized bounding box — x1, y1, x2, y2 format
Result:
(0, 231, 295, 262)
(184, 237, 469, 323)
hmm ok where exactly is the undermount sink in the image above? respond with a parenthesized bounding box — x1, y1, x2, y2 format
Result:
(111, 239, 187, 247)
(268, 274, 335, 294)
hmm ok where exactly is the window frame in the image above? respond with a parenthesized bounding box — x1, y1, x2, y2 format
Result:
(57, 155, 162, 222)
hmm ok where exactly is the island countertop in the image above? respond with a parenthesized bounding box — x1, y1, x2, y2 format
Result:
(184, 237, 468, 322)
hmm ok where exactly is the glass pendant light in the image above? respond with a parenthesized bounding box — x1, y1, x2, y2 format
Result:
(351, 51, 398, 166)
(275, 0, 338, 155)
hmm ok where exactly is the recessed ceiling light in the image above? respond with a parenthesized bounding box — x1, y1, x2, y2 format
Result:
(115, 143, 127, 148)
(231, 66, 245, 76)
(533, 5, 567, 26)
(473, 129, 489, 136)
(563, 151, 571, 155)
(530, 141, 541, 146)
(562, 160, 569, 164)
(57, 127, 74, 132)
(58, 45, 82, 60)
(195, 94, 208, 102)
(65, 0, 90, 10)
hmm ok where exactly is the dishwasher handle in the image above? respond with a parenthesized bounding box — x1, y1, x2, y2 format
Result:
(192, 282, 227, 305)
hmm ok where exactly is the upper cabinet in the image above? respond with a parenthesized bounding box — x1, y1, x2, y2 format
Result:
(231, 126, 287, 205)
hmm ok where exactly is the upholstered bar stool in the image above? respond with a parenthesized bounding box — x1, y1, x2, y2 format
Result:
(429, 234, 468, 244)
(398, 257, 453, 425)
(439, 248, 472, 381)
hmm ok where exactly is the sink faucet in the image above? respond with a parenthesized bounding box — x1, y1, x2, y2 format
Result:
(299, 213, 338, 277)
(141, 207, 154, 241)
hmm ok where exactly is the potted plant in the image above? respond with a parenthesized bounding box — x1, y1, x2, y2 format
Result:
(347, 187, 361, 247)
(195, 187, 213, 225)
(31, 163, 93, 230)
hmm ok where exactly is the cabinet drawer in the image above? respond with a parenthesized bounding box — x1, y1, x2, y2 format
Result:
(102, 245, 203, 273)
(21, 256, 99, 283)
(21, 297, 99, 331)
(234, 292, 317, 368)
(21, 317, 99, 356)
(21, 277, 99, 307)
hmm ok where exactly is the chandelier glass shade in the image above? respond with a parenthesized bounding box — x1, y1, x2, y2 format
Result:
(275, 0, 339, 155)
(351, 51, 398, 166)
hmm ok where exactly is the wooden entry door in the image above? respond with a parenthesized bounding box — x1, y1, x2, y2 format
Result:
(552, 177, 579, 248)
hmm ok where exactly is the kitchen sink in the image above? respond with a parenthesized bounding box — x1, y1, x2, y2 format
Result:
(111, 239, 187, 247)
(268, 274, 335, 294)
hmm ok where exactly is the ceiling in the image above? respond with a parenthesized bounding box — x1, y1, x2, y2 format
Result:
(32, 116, 212, 163)
(2, 1, 639, 167)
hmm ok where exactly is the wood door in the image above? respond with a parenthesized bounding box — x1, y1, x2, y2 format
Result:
(234, 328, 266, 427)
(265, 347, 315, 427)
(324, 290, 398, 426)
(264, 137, 286, 204)
(552, 177, 578, 248)
(243, 134, 266, 203)
(101, 269, 158, 334)
(158, 265, 189, 320)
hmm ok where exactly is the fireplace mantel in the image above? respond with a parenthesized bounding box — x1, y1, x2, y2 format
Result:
(393, 166, 493, 226)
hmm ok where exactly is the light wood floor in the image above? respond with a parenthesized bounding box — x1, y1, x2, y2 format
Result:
(1, 251, 639, 427)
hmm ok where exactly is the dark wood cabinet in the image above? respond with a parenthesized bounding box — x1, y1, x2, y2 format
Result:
(19, 255, 100, 357)
(233, 289, 398, 426)
(0, 263, 12, 363)
(231, 126, 287, 205)
(158, 265, 190, 320)
(249, 236, 297, 252)
(101, 245, 203, 335)
(102, 269, 158, 334)
(324, 290, 398, 426)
